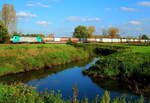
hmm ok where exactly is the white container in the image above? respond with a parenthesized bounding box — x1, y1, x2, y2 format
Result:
(112, 39, 120, 42)
(96, 39, 100, 42)
(102, 38, 112, 43)
(54, 38, 61, 42)
(121, 39, 127, 42)
(134, 39, 139, 42)
(87, 38, 96, 42)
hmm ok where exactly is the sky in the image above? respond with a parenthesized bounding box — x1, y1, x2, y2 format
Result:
(0, 0, 150, 37)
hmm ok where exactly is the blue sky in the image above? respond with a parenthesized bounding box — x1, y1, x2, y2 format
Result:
(0, 0, 150, 37)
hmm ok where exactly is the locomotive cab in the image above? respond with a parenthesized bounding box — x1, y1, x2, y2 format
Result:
(10, 36, 20, 43)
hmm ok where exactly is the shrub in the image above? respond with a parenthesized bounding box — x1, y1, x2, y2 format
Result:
(0, 21, 10, 43)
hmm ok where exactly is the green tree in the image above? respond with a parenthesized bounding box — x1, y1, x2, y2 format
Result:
(0, 21, 9, 43)
(73, 25, 90, 38)
(140, 34, 149, 39)
(87, 26, 96, 38)
(108, 27, 120, 38)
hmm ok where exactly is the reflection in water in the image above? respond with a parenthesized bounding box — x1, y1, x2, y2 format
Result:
(0, 58, 94, 84)
(89, 77, 150, 98)
(0, 58, 149, 101)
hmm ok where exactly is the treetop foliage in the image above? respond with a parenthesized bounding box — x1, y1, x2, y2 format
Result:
(140, 34, 149, 40)
(73, 25, 90, 38)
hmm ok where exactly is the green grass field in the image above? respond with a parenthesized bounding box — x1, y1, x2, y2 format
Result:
(0, 44, 89, 76)
(130, 46, 150, 53)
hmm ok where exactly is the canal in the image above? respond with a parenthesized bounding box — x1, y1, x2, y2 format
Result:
(0, 58, 148, 101)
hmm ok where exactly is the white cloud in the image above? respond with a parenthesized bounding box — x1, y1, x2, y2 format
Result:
(36, 21, 52, 26)
(65, 16, 102, 22)
(137, 1, 150, 7)
(27, 2, 51, 8)
(128, 21, 141, 25)
(120, 7, 137, 12)
(16, 12, 37, 18)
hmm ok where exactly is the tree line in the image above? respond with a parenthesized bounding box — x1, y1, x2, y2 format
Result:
(73, 25, 149, 39)
(73, 25, 120, 38)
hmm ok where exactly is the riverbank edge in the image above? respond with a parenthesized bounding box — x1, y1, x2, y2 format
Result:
(82, 44, 150, 81)
(0, 44, 91, 77)
(0, 57, 91, 77)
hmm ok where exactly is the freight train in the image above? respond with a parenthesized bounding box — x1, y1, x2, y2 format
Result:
(10, 36, 150, 43)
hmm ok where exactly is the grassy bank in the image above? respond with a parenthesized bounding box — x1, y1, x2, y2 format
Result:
(83, 44, 150, 78)
(0, 84, 145, 103)
(0, 44, 89, 77)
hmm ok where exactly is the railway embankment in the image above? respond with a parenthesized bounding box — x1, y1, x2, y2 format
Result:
(0, 44, 89, 77)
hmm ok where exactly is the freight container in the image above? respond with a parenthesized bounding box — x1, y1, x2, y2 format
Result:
(127, 39, 134, 43)
(87, 38, 96, 42)
(121, 39, 127, 43)
(54, 38, 61, 42)
(134, 39, 139, 42)
(96, 39, 101, 42)
(80, 38, 87, 42)
(43, 37, 54, 43)
(101, 38, 112, 43)
(71, 38, 80, 43)
(112, 38, 121, 42)
(60, 37, 70, 42)
(140, 40, 146, 42)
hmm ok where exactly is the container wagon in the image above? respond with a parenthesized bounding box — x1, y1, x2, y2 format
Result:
(43, 37, 54, 43)
(60, 37, 70, 43)
(87, 38, 97, 43)
(70, 38, 80, 43)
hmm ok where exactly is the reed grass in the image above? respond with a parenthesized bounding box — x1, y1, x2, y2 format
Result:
(0, 84, 146, 103)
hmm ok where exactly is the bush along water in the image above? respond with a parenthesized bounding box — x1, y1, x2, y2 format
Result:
(83, 44, 150, 97)
(0, 84, 147, 103)
(83, 52, 150, 78)
(82, 43, 150, 77)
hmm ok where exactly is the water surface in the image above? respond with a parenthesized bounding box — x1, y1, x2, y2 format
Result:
(0, 58, 149, 101)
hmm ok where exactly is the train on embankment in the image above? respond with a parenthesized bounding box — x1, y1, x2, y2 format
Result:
(10, 35, 150, 44)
